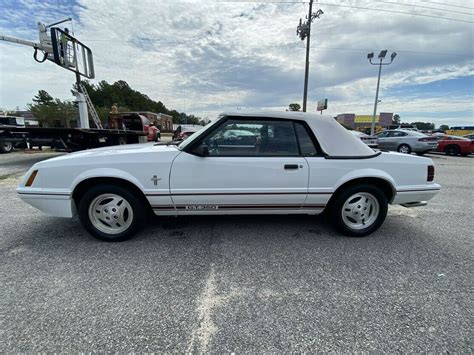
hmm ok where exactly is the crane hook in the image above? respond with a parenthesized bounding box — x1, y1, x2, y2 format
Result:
(33, 47, 48, 63)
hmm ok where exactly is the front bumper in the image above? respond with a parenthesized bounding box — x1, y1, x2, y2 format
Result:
(17, 190, 76, 218)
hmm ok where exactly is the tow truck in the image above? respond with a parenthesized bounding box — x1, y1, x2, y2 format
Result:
(0, 19, 147, 153)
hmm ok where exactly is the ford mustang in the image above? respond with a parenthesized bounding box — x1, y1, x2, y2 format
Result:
(17, 112, 441, 241)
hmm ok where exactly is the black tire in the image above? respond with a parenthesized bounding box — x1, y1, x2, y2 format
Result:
(0, 139, 14, 153)
(444, 145, 460, 156)
(397, 144, 411, 154)
(78, 184, 145, 242)
(117, 136, 127, 145)
(330, 184, 388, 237)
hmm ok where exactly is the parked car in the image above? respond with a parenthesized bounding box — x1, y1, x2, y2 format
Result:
(349, 130, 378, 148)
(437, 135, 473, 156)
(173, 125, 202, 141)
(17, 111, 440, 241)
(463, 133, 474, 141)
(376, 130, 438, 155)
(117, 114, 160, 142)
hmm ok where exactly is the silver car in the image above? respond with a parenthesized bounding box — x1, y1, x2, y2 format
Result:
(376, 130, 438, 155)
(349, 130, 379, 148)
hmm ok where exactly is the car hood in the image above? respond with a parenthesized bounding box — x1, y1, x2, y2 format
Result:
(35, 143, 180, 167)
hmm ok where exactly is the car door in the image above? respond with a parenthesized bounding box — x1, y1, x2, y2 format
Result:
(169, 117, 309, 213)
(376, 131, 390, 149)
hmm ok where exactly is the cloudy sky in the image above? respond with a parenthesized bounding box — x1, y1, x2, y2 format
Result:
(0, 0, 473, 126)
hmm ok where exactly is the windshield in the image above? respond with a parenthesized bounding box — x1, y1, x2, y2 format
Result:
(177, 117, 222, 150)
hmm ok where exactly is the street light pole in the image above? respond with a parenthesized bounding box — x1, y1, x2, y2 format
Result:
(297, 3, 323, 112)
(371, 58, 383, 136)
(367, 50, 397, 135)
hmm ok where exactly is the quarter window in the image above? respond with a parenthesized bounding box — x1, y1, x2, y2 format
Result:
(202, 119, 299, 156)
(294, 122, 318, 156)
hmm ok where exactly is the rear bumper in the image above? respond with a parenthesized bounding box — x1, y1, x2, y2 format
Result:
(412, 142, 438, 153)
(401, 201, 427, 208)
(17, 191, 75, 217)
(392, 184, 441, 205)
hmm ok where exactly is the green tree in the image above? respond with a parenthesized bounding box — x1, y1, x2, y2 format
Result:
(439, 124, 449, 131)
(28, 99, 78, 127)
(78, 79, 184, 123)
(32, 90, 54, 106)
(289, 103, 301, 111)
(392, 114, 401, 124)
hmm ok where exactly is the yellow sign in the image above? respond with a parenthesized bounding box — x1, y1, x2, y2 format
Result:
(354, 115, 380, 123)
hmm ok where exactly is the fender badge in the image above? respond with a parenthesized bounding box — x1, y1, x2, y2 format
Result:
(151, 175, 162, 186)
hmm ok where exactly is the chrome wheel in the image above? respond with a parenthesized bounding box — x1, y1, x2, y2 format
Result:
(2, 141, 13, 153)
(342, 192, 380, 230)
(88, 193, 134, 235)
(398, 145, 410, 154)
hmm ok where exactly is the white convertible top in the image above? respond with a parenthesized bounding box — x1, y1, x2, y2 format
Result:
(222, 111, 376, 157)
(180, 110, 375, 157)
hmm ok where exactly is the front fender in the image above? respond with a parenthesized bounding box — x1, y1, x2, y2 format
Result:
(70, 168, 146, 192)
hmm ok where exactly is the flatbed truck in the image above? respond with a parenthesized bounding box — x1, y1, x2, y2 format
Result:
(0, 126, 146, 153)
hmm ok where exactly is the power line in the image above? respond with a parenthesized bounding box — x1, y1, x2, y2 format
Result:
(419, 1, 474, 11)
(316, 2, 474, 23)
(179, 0, 474, 22)
(372, 0, 474, 16)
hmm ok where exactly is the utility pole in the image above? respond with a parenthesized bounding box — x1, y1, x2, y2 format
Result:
(297, 1, 323, 112)
(367, 50, 397, 135)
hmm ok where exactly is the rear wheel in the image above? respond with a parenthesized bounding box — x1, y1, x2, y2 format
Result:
(330, 184, 388, 237)
(0, 139, 13, 153)
(397, 144, 411, 154)
(78, 184, 145, 241)
(444, 145, 460, 156)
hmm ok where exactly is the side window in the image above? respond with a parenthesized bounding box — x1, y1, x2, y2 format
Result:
(377, 131, 389, 138)
(390, 131, 407, 137)
(294, 122, 318, 156)
(202, 119, 299, 156)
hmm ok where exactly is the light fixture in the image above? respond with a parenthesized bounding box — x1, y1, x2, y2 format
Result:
(378, 50, 388, 59)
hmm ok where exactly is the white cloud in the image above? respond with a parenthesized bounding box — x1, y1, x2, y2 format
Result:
(0, 0, 473, 126)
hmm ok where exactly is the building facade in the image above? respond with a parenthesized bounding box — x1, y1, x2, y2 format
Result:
(336, 112, 393, 132)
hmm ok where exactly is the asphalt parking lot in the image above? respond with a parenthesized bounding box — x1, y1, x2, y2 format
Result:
(1, 150, 472, 352)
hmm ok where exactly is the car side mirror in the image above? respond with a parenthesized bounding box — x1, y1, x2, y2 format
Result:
(193, 143, 209, 157)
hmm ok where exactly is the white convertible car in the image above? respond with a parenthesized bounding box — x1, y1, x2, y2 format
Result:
(17, 112, 440, 241)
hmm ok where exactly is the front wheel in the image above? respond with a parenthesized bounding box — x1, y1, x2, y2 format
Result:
(330, 184, 388, 237)
(78, 184, 145, 241)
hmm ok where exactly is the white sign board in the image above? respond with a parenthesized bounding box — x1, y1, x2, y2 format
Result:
(317, 99, 328, 111)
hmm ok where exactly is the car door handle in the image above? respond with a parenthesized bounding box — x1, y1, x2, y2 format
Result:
(284, 164, 299, 170)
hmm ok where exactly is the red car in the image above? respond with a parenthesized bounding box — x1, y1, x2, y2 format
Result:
(437, 135, 473, 156)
